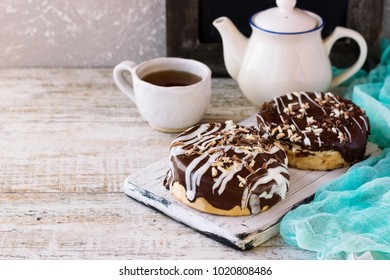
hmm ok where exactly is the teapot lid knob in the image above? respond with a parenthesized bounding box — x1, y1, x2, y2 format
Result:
(251, 0, 319, 33)
(276, 0, 296, 13)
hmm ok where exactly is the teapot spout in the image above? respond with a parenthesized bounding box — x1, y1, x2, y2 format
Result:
(213, 17, 248, 80)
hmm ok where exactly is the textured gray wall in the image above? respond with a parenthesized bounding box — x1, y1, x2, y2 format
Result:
(0, 0, 165, 67)
(0, 0, 388, 67)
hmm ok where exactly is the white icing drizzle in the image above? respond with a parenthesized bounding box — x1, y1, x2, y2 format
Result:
(359, 115, 369, 131)
(335, 127, 345, 143)
(172, 124, 220, 153)
(315, 136, 323, 147)
(257, 115, 269, 133)
(325, 92, 341, 104)
(241, 164, 288, 212)
(313, 91, 322, 99)
(291, 118, 311, 146)
(248, 194, 260, 214)
(299, 91, 327, 115)
(303, 136, 311, 146)
(351, 116, 363, 131)
(186, 153, 209, 201)
(343, 126, 352, 143)
(273, 97, 285, 123)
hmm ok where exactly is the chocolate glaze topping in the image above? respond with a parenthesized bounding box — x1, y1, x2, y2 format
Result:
(257, 92, 370, 163)
(164, 121, 289, 214)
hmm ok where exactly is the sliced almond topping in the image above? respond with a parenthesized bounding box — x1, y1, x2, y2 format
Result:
(232, 154, 241, 162)
(301, 102, 310, 109)
(313, 128, 323, 135)
(276, 132, 285, 139)
(282, 124, 290, 130)
(306, 116, 315, 124)
(290, 124, 297, 132)
(237, 175, 247, 185)
(217, 166, 227, 173)
(253, 146, 264, 153)
(197, 145, 207, 151)
(233, 161, 240, 169)
(245, 134, 255, 140)
(222, 157, 231, 163)
(244, 163, 256, 174)
(211, 167, 218, 177)
(171, 141, 185, 147)
(261, 205, 269, 212)
(337, 131, 345, 142)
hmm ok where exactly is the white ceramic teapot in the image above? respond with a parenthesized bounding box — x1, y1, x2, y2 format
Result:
(213, 0, 367, 105)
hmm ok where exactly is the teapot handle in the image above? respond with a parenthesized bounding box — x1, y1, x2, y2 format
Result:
(324, 27, 367, 88)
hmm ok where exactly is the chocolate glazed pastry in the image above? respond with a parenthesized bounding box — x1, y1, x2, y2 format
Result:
(164, 121, 289, 216)
(257, 92, 370, 170)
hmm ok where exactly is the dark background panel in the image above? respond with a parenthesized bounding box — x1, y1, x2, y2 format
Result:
(167, 0, 383, 75)
(199, 0, 349, 42)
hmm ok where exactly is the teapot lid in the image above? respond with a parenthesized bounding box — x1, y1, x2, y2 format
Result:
(252, 0, 318, 33)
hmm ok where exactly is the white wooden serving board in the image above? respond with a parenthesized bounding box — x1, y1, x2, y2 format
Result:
(124, 116, 380, 250)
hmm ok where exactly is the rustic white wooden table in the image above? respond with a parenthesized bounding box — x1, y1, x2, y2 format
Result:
(0, 68, 316, 259)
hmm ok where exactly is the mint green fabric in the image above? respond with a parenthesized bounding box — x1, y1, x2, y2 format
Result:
(342, 38, 390, 148)
(280, 149, 390, 260)
(280, 38, 390, 260)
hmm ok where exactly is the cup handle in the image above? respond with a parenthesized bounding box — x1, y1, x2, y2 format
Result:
(323, 26, 367, 88)
(113, 60, 138, 103)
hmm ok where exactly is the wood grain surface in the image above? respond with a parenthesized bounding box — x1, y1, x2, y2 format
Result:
(0, 68, 315, 259)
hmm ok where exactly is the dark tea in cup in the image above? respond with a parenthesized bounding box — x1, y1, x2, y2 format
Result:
(142, 70, 202, 87)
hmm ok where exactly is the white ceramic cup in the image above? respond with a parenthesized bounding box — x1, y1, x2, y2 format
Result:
(113, 57, 212, 133)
